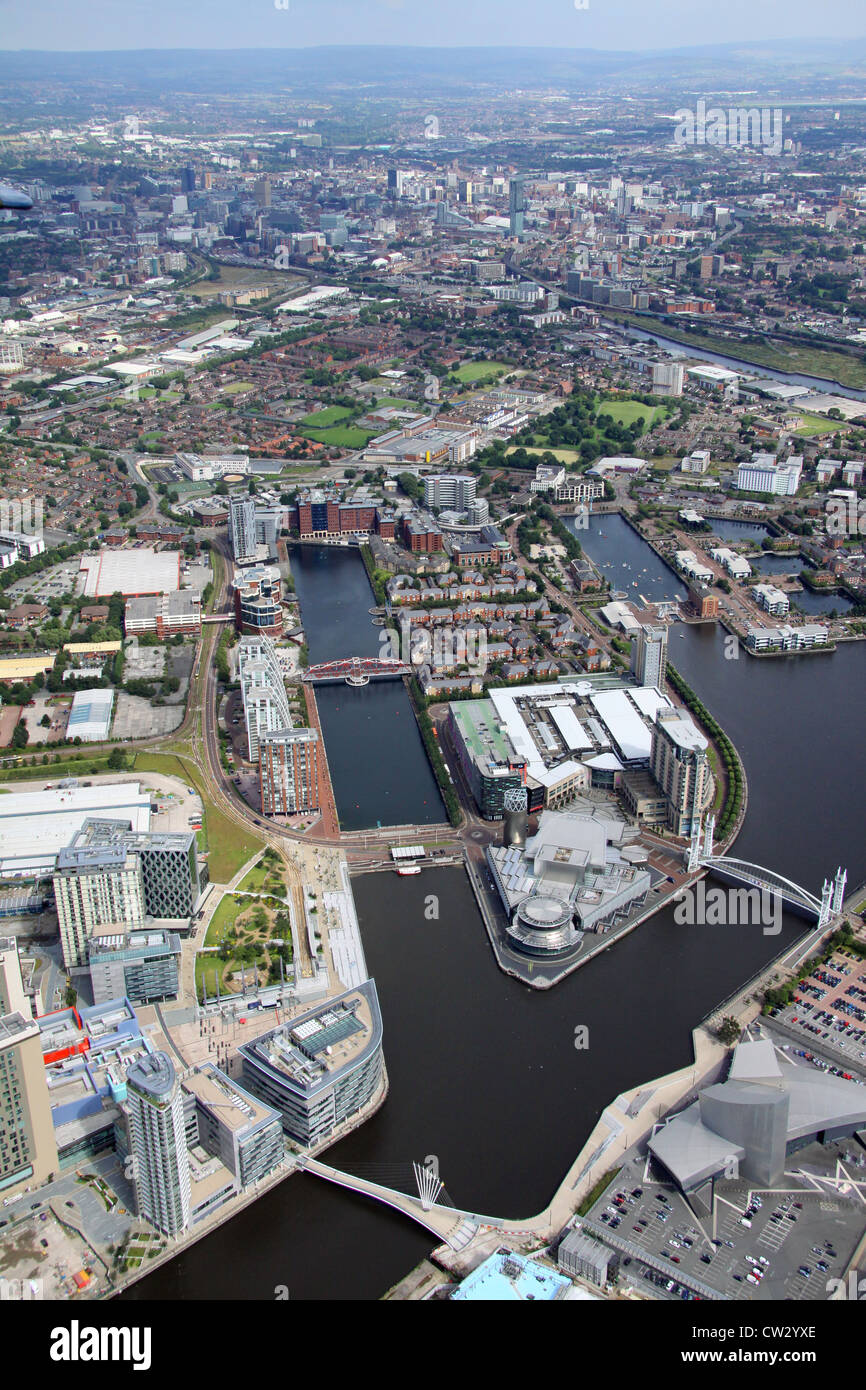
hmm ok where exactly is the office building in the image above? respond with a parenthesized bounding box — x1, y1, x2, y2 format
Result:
(509, 176, 525, 237)
(259, 728, 320, 816)
(239, 981, 384, 1147)
(387, 168, 404, 199)
(0, 937, 58, 1196)
(630, 624, 668, 688)
(229, 494, 257, 567)
(649, 707, 711, 837)
(88, 929, 182, 1006)
(185, 1062, 284, 1189)
(126, 1052, 191, 1237)
(736, 453, 803, 497)
(651, 362, 684, 396)
(681, 449, 711, 474)
(754, 583, 790, 617)
(423, 474, 477, 511)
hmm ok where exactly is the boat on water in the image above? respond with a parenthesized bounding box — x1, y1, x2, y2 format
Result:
(396, 865, 421, 876)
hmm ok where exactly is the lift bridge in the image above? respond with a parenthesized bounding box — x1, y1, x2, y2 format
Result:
(687, 814, 846, 929)
(302, 656, 411, 687)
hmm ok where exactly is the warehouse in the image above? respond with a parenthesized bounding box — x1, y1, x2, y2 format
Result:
(79, 548, 181, 598)
(66, 688, 114, 742)
(0, 781, 151, 878)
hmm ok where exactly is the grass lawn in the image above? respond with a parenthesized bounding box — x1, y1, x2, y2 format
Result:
(794, 412, 847, 438)
(371, 396, 420, 411)
(301, 405, 354, 427)
(221, 381, 255, 395)
(300, 425, 376, 449)
(0, 753, 129, 783)
(599, 399, 670, 428)
(196, 888, 292, 1002)
(131, 750, 263, 883)
(452, 360, 514, 383)
(505, 445, 583, 464)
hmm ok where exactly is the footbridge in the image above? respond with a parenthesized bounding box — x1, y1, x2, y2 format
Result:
(302, 656, 411, 686)
(688, 814, 846, 928)
(296, 1156, 503, 1250)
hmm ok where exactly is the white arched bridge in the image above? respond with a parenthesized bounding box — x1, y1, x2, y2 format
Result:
(687, 814, 846, 928)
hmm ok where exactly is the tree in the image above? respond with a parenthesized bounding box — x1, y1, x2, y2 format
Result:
(10, 721, 29, 750)
(716, 1016, 741, 1047)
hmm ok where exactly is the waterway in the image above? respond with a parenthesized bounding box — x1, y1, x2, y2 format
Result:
(290, 544, 444, 830)
(611, 322, 866, 401)
(126, 522, 866, 1301)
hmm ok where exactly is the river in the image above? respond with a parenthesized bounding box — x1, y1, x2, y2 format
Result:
(125, 521, 866, 1300)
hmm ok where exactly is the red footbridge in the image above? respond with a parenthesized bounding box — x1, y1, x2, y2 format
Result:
(302, 656, 412, 686)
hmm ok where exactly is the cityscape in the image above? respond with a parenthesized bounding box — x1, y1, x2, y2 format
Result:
(0, 6, 865, 1339)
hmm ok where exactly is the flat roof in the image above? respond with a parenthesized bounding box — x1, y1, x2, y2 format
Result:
(79, 548, 181, 598)
(0, 783, 151, 877)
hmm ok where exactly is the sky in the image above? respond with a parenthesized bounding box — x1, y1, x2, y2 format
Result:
(0, 0, 863, 54)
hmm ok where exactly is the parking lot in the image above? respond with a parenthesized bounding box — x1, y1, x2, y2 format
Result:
(771, 948, 866, 1075)
(587, 1138, 866, 1302)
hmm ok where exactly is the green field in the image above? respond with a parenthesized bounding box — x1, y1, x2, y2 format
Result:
(300, 425, 376, 449)
(221, 381, 255, 396)
(372, 396, 419, 411)
(301, 405, 354, 427)
(452, 360, 514, 383)
(131, 751, 263, 883)
(599, 399, 670, 428)
(794, 412, 847, 438)
(505, 445, 583, 464)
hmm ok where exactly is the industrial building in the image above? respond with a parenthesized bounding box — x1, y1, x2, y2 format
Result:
(66, 687, 114, 743)
(0, 782, 152, 879)
(79, 547, 182, 598)
(239, 981, 384, 1146)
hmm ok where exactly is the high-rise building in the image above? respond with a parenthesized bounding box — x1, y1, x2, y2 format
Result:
(650, 708, 711, 837)
(630, 625, 668, 689)
(126, 1052, 191, 1237)
(88, 929, 182, 1007)
(54, 821, 204, 969)
(254, 176, 272, 207)
(387, 168, 404, 199)
(232, 565, 282, 636)
(0, 937, 57, 1197)
(54, 829, 146, 968)
(238, 634, 293, 762)
(509, 177, 525, 237)
(423, 474, 477, 511)
(229, 494, 257, 566)
(180, 167, 196, 193)
(259, 728, 320, 816)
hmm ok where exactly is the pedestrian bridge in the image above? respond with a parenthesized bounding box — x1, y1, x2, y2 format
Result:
(690, 814, 846, 928)
(302, 656, 412, 686)
(296, 1156, 487, 1250)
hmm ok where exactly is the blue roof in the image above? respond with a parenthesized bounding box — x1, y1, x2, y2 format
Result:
(452, 1251, 570, 1301)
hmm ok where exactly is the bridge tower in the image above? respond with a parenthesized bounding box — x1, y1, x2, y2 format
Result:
(819, 878, 834, 930)
(686, 819, 702, 873)
(703, 813, 715, 859)
(832, 867, 847, 916)
(413, 1161, 444, 1211)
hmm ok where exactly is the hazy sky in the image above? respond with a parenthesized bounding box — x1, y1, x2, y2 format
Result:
(1, 0, 862, 54)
